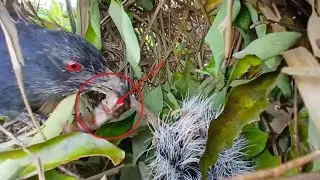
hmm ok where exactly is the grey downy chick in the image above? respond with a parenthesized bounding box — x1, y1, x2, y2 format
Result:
(147, 94, 254, 180)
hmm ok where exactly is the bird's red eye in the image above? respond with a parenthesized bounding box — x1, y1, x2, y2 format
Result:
(66, 61, 82, 72)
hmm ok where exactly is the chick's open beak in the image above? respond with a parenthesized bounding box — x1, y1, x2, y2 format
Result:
(63, 78, 131, 133)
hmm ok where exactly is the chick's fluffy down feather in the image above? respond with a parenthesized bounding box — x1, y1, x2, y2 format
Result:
(147, 94, 254, 180)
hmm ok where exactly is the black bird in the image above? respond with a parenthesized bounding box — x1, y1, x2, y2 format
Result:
(0, 10, 130, 130)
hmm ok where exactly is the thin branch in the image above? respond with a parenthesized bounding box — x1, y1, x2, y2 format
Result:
(227, 150, 320, 180)
(139, 0, 165, 49)
(65, 0, 76, 33)
(85, 165, 125, 180)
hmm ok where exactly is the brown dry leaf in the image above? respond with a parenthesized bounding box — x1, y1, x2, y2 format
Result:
(258, 2, 286, 32)
(307, 0, 320, 58)
(282, 47, 320, 132)
(281, 67, 320, 77)
(266, 101, 293, 135)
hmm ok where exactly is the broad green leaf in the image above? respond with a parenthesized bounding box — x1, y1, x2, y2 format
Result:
(50, 0, 62, 20)
(29, 170, 77, 180)
(237, 27, 251, 47)
(120, 165, 142, 180)
(205, 0, 241, 76)
(242, 124, 268, 159)
(244, 2, 266, 38)
(198, 74, 224, 97)
(109, 0, 142, 78)
(198, 56, 216, 76)
(0, 133, 125, 179)
(144, 86, 163, 115)
(165, 91, 180, 110)
(136, 0, 154, 10)
(276, 73, 292, 98)
(228, 55, 263, 83)
(95, 111, 136, 138)
(0, 159, 23, 180)
(261, 56, 282, 72)
(233, 32, 302, 60)
(209, 86, 227, 114)
(233, 5, 251, 32)
(138, 161, 150, 180)
(172, 60, 202, 97)
(84, 0, 102, 50)
(254, 149, 281, 170)
(132, 129, 152, 165)
(27, 94, 77, 146)
(199, 72, 278, 179)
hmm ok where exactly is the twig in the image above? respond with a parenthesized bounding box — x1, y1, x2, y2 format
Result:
(57, 166, 81, 179)
(148, 0, 191, 85)
(0, 1, 46, 141)
(227, 150, 320, 180)
(22, 0, 45, 27)
(65, 0, 76, 33)
(139, 0, 165, 49)
(196, 0, 211, 25)
(85, 165, 125, 180)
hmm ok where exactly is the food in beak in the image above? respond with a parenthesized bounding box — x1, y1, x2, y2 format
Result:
(63, 89, 131, 133)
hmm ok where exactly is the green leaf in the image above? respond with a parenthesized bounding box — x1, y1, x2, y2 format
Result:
(233, 4, 252, 32)
(29, 170, 77, 180)
(228, 55, 263, 83)
(49, 0, 62, 20)
(276, 73, 292, 98)
(120, 165, 142, 180)
(0, 133, 125, 179)
(205, 0, 241, 76)
(237, 27, 251, 47)
(138, 161, 150, 180)
(95, 111, 136, 138)
(109, 0, 142, 78)
(44, 170, 77, 180)
(164, 91, 180, 110)
(27, 94, 77, 146)
(84, 0, 102, 50)
(144, 86, 163, 115)
(244, 2, 266, 38)
(199, 72, 278, 179)
(242, 124, 268, 159)
(233, 32, 302, 60)
(132, 129, 152, 165)
(136, 0, 154, 10)
(172, 60, 202, 97)
(210, 86, 227, 113)
(0, 159, 23, 180)
(261, 56, 282, 72)
(254, 149, 281, 170)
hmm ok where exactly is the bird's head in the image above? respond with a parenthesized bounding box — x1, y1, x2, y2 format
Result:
(14, 19, 131, 129)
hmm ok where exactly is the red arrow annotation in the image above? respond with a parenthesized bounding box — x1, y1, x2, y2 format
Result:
(116, 60, 165, 105)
